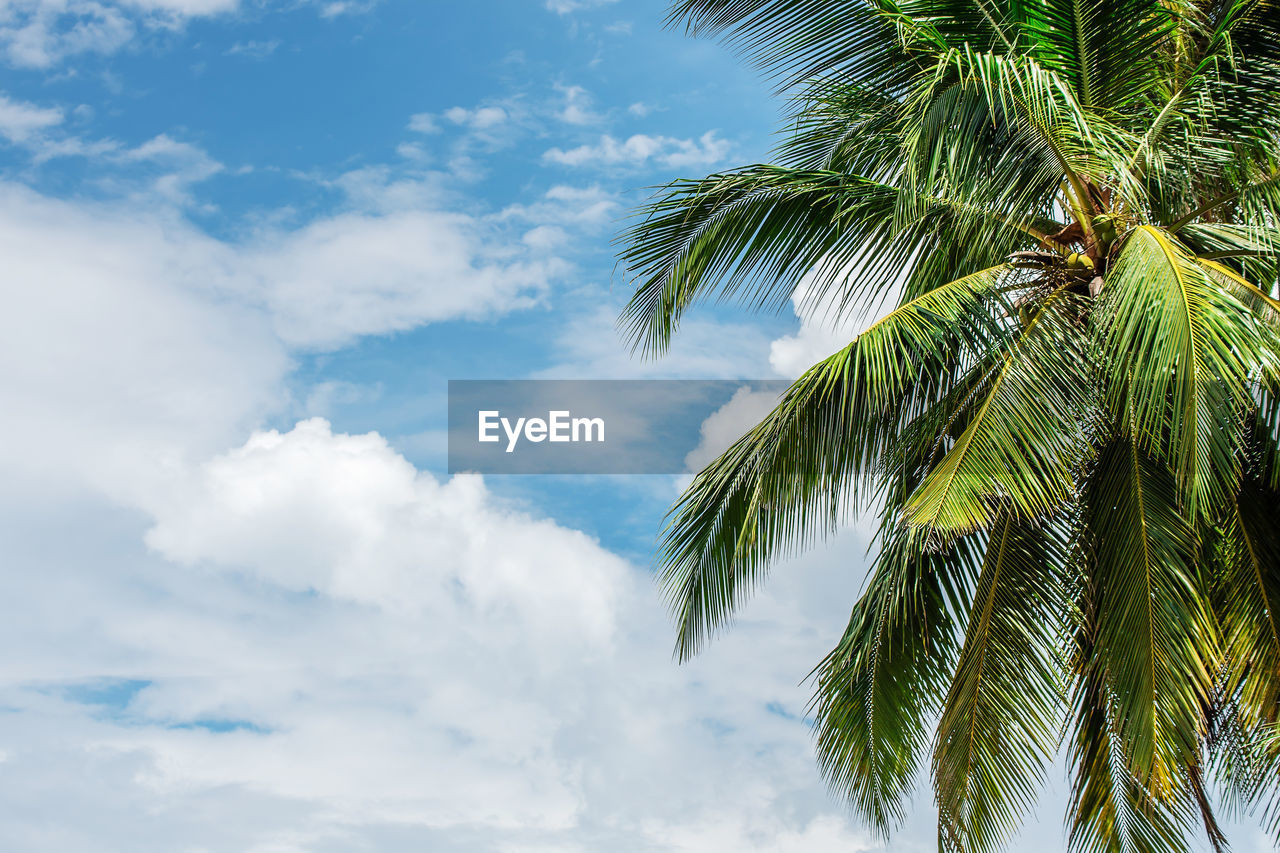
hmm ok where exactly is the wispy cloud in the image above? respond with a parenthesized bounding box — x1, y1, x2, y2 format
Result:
(224, 38, 280, 59)
(443, 104, 509, 130)
(0, 94, 64, 143)
(0, 0, 366, 68)
(543, 130, 731, 170)
(556, 83, 601, 125)
(407, 112, 440, 134)
(544, 0, 618, 13)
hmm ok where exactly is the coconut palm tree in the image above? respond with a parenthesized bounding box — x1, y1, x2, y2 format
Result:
(619, 1, 1280, 850)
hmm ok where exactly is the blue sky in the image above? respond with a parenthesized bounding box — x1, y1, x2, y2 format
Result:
(0, 2, 1268, 851)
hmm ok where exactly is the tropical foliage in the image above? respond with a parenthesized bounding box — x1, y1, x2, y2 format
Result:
(619, 1, 1280, 850)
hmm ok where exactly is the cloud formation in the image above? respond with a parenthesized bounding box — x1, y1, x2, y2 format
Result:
(543, 130, 731, 170)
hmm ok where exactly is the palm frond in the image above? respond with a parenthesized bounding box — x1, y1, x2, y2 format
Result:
(811, 522, 975, 835)
(659, 265, 1011, 658)
(903, 286, 1097, 543)
(933, 513, 1069, 853)
(1079, 438, 1218, 842)
(1098, 225, 1267, 517)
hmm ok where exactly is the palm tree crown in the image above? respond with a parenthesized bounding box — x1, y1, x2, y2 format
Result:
(620, 1, 1280, 850)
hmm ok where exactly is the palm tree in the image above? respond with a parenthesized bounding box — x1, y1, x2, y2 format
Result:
(619, 1, 1280, 850)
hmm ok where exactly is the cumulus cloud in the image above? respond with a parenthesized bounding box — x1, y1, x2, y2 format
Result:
(684, 385, 785, 472)
(146, 419, 623, 644)
(543, 130, 731, 170)
(0, 168, 570, 503)
(0, 408, 897, 850)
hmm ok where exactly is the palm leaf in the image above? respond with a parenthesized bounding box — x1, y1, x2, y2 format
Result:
(1098, 225, 1267, 517)
(659, 265, 1011, 658)
(811, 523, 975, 835)
(1078, 438, 1218, 844)
(933, 513, 1069, 853)
(903, 286, 1097, 542)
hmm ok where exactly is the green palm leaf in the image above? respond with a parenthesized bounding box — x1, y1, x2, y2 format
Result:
(1098, 226, 1267, 516)
(659, 265, 1010, 658)
(903, 287, 1096, 542)
(811, 524, 975, 834)
(933, 513, 1068, 853)
(1078, 438, 1218, 847)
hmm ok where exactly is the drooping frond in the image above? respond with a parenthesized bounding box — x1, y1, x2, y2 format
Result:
(933, 513, 1068, 853)
(659, 266, 1011, 658)
(1098, 225, 1268, 517)
(1075, 438, 1219, 849)
(1068, 652, 1194, 853)
(1210, 481, 1280, 828)
(811, 523, 975, 835)
(903, 287, 1097, 543)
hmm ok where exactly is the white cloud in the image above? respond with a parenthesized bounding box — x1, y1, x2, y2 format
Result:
(684, 386, 785, 472)
(0, 170, 570, 500)
(444, 104, 508, 130)
(498, 183, 618, 231)
(649, 814, 879, 853)
(124, 0, 239, 12)
(0, 182, 287, 504)
(540, 305, 778, 379)
(544, 130, 731, 170)
(224, 38, 279, 58)
(248, 203, 561, 348)
(316, 0, 376, 16)
(0, 92, 62, 142)
(112, 132, 226, 200)
(544, 0, 617, 13)
(769, 315, 857, 378)
(407, 112, 440, 134)
(767, 258, 912, 377)
(0, 0, 227, 67)
(555, 84, 599, 125)
(146, 419, 624, 639)
(0, 0, 363, 67)
(0, 91, 226, 186)
(0, 0, 135, 67)
(0, 409, 892, 850)
(521, 223, 568, 250)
